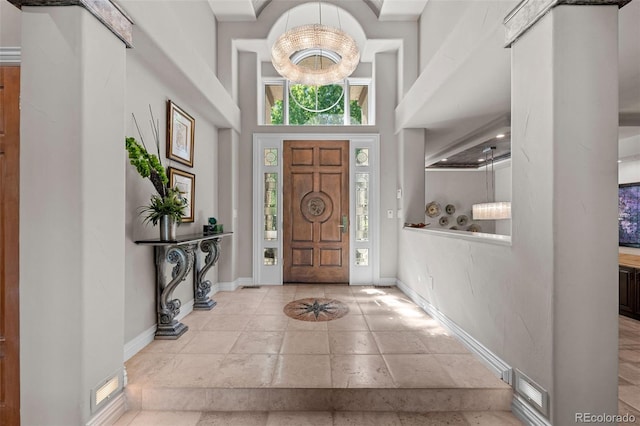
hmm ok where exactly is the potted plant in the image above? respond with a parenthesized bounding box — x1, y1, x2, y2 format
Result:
(125, 110, 186, 240)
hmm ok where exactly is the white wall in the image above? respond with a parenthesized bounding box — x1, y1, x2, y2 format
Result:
(494, 164, 512, 236)
(399, 129, 426, 224)
(0, 0, 20, 46)
(20, 6, 126, 424)
(217, 2, 417, 283)
(124, 12, 219, 344)
(619, 158, 640, 184)
(425, 170, 496, 234)
(418, 0, 469, 74)
(402, 5, 620, 424)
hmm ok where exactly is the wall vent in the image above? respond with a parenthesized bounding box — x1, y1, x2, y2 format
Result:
(241, 285, 262, 289)
(514, 368, 549, 418)
(91, 370, 123, 414)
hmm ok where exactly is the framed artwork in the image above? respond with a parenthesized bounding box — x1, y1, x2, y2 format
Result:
(168, 167, 195, 223)
(167, 100, 195, 167)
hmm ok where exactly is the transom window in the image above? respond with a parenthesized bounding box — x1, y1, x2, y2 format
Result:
(262, 78, 372, 126)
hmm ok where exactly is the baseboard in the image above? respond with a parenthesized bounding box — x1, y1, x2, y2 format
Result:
(396, 279, 512, 384)
(218, 277, 253, 291)
(123, 299, 194, 361)
(512, 395, 552, 426)
(85, 391, 126, 426)
(124, 324, 156, 362)
(377, 278, 398, 286)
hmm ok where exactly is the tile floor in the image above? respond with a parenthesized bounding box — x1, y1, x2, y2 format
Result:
(117, 285, 521, 425)
(619, 315, 640, 418)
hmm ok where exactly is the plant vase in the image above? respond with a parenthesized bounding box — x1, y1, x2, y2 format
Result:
(159, 215, 177, 241)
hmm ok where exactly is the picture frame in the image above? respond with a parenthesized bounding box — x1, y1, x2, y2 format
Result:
(168, 167, 195, 223)
(167, 100, 195, 167)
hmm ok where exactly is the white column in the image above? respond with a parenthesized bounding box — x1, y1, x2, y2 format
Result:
(509, 3, 620, 424)
(398, 128, 426, 224)
(20, 6, 126, 424)
(218, 128, 239, 285)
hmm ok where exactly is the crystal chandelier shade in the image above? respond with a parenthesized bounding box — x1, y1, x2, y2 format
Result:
(271, 24, 360, 86)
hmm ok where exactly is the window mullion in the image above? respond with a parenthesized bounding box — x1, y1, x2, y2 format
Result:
(284, 80, 290, 125)
(344, 79, 350, 125)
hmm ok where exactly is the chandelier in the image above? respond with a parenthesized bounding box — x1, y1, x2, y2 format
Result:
(472, 146, 512, 221)
(271, 2, 360, 86)
(472, 201, 511, 220)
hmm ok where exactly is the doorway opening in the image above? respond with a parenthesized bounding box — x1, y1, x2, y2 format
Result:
(283, 140, 350, 283)
(253, 133, 379, 286)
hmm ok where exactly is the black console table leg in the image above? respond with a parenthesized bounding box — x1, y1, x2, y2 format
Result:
(193, 238, 221, 310)
(154, 245, 194, 339)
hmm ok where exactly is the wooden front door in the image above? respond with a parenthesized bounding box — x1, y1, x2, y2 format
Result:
(0, 66, 21, 425)
(283, 140, 349, 283)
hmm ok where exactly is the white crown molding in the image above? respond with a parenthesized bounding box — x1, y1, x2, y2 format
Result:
(504, 0, 632, 47)
(9, 0, 133, 47)
(0, 47, 21, 65)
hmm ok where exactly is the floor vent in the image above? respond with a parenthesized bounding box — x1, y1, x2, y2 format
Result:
(374, 285, 393, 288)
(91, 371, 123, 413)
(514, 368, 549, 418)
(241, 285, 262, 289)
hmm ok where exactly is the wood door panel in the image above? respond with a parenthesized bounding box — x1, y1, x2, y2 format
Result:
(620, 267, 635, 315)
(292, 248, 314, 266)
(319, 148, 343, 166)
(0, 66, 20, 425)
(319, 173, 342, 242)
(291, 172, 314, 242)
(320, 249, 342, 266)
(284, 140, 349, 283)
(291, 148, 314, 166)
(0, 85, 5, 133)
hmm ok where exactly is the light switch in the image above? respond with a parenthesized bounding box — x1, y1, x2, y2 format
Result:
(396, 189, 402, 199)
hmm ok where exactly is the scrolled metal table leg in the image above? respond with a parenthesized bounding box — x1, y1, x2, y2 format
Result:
(155, 244, 195, 339)
(193, 238, 221, 310)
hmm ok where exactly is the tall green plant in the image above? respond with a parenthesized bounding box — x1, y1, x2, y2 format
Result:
(125, 107, 186, 224)
(125, 136, 168, 198)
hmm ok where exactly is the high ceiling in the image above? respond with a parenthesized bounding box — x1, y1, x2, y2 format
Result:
(207, 0, 430, 21)
(208, 0, 640, 163)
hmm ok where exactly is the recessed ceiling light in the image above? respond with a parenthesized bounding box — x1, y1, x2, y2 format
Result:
(496, 133, 506, 139)
(441, 158, 448, 162)
(478, 158, 485, 162)
(618, 160, 622, 163)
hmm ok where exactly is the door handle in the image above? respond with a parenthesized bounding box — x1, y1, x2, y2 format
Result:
(338, 215, 348, 233)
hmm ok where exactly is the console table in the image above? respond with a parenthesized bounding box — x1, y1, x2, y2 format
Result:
(135, 232, 233, 339)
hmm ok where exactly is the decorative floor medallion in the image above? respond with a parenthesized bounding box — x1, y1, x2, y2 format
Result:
(283, 298, 349, 322)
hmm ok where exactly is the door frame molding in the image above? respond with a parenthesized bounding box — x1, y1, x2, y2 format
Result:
(0, 47, 21, 65)
(253, 133, 380, 286)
